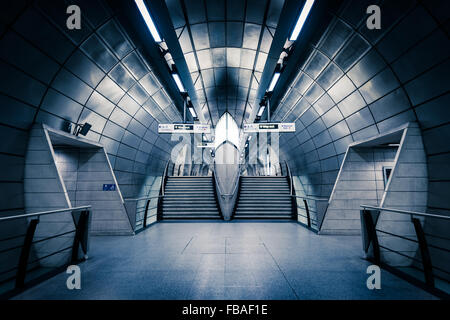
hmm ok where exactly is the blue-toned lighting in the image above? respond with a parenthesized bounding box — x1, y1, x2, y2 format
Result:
(257, 105, 266, 117)
(289, 0, 315, 41)
(267, 72, 281, 92)
(134, 0, 162, 42)
(188, 106, 197, 118)
(172, 73, 186, 92)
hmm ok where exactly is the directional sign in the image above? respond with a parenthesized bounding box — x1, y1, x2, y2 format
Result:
(197, 142, 215, 148)
(243, 123, 295, 133)
(158, 123, 211, 134)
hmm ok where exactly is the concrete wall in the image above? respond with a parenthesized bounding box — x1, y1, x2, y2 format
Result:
(273, 0, 450, 222)
(24, 124, 74, 268)
(377, 123, 428, 266)
(321, 146, 397, 235)
(0, 0, 179, 225)
(53, 146, 133, 235)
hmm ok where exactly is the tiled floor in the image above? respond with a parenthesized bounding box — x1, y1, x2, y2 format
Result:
(13, 221, 437, 300)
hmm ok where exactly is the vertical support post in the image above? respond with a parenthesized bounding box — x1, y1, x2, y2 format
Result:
(72, 210, 89, 263)
(303, 199, 311, 228)
(143, 199, 150, 228)
(267, 99, 270, 122)
(16, 218, 39, 288)
(412, 217, 434, 287)
(362, 209, 380, 264)
(183, 97, 187, 124)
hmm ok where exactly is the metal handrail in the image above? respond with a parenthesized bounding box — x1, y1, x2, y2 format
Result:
(360, 205, 450, 220)
(284, 160, 293, 196)
(0, 205, 91, 296)
(293, 195, 328, 201)
(161, 160, 170, 196)
(0, 206, 91, 222)
(124, 196, 162, 202)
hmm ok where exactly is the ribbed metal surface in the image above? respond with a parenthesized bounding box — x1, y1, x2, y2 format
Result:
(161, 176, 221, 220)
(234, 176, 293, 219)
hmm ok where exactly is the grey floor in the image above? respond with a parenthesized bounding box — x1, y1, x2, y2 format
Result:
(13, 222, 437, 300)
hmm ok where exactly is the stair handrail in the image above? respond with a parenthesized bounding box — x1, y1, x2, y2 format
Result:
(161, 160, 170, 196)
(284, 160, 294, 196)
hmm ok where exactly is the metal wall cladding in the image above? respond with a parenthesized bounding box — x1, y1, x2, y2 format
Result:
(272, 0, 450, 208)
(0, 1, 185, 208)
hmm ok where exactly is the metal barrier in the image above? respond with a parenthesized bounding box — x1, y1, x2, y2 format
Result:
(292, 196, 329, 231)
(0, 206, 91, 297)
(360, 205, 450, 298)
(124, 196, 162, 231)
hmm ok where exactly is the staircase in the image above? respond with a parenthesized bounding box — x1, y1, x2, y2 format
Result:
(234, 176, 294, 219)
(161, 176, 222, 220)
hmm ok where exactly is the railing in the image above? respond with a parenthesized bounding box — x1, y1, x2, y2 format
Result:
(161, 160, 170, 196)
(284, 160, 293, 197)
(0, 206, 91, 298)
(284, 161, 298, 220)
(360, 205, 450, 298)
(124, 196, 161, 231)
(293, 196, 329, 231)
(242, 162, 285, 176)
(166, 161, 212, 177)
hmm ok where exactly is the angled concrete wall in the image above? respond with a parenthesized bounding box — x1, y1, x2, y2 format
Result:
(321, 145, 397, 235)
(24, 124, 74, 267)
(53, 145, 133, 235)
(377, 122, 428, 266)
(321, 122, 428, 239)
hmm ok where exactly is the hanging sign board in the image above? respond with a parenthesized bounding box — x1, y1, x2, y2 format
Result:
(243, 123, 295, 133)
(158, 123, 211, 134)
(197, 142, 215, 148)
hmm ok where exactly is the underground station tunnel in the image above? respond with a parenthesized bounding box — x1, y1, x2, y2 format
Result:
(0, 0, 449, 307)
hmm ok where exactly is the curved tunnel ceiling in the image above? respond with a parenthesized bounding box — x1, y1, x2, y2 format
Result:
(164, 0, 286, 126)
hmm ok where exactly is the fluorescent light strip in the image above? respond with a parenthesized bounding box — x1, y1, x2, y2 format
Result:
(171, 73, 186, 92)
(289, 0, 315, 41)
(257, 106, 265, 117)
(134, 0, 162, 42)
(267, 72, 281, 92)
(188, 107, 197, 118)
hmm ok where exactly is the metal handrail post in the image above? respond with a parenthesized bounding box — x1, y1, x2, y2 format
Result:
(412, 217, 435, 287)
(303, 199, 311, 228)
(362, 209, 381, 265)
(15, 219, 39, 288)
(71, 210, 90, 263)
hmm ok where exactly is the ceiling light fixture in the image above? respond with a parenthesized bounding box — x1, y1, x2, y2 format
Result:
(257, 105, 266, 117)
(267, 71, 281, 92)
(172, 72, 186, 93)
(289, 0, 315, 41)
(134, 0, 162, 43)
(188, 106, 197, 118)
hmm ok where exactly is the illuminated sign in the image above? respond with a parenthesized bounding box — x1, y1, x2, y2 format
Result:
(197, 142, 215, 148)
(243, 123, 295, 133)
(158, 123, 211, 134)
